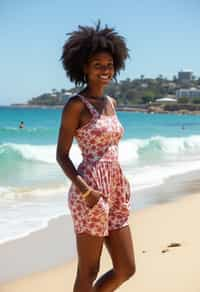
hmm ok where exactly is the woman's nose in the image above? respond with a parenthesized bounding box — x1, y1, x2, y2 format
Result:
(100, 65, 110, 72)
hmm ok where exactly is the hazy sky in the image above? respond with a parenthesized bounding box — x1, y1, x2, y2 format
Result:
(0, 0, 199, 105)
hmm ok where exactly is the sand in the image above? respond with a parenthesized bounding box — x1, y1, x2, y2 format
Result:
(0, 191, 200, 292)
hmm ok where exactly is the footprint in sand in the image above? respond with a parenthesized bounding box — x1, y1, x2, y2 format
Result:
(167, 242, 182, 248)
(161, 242, 182, 253)
(161, 248, 169, 253)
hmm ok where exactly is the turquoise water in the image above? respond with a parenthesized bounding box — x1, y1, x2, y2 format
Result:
(121, 111, 200, 139)
(1, 106, 200, 243)
(1, 107, 200, 144)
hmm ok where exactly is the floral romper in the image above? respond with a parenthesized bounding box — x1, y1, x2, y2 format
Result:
(68, 94, 131, 237)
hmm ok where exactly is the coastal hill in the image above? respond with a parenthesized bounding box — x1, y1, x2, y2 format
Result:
(11, 75, 200, 114)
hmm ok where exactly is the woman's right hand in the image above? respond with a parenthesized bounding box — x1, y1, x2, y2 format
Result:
(84, 189, 102, 209)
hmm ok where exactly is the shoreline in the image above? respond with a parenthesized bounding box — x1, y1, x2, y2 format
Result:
(1, 189, 200, 291)
(0, 168, 200, 286)
(0, 215, 76, 284)
(1, 104, 200, 115)
(134, 167, 200, 210)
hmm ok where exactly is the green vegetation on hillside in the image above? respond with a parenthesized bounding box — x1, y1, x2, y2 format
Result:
(28, 75, 200, 106)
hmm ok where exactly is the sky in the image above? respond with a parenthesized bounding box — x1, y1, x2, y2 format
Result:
(0, 0, 200, 105)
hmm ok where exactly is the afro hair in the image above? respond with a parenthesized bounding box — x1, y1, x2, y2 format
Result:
(60, 21, 129, 85)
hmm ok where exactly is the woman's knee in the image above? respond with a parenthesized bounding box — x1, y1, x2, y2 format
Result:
(115, 262, 136, 282)
(77, 263, 100, 282)
(125, 262, 136, 279)
(89, 264, 100, 281)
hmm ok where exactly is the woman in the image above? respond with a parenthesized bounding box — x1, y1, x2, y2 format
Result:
(56, 22, 136, 292)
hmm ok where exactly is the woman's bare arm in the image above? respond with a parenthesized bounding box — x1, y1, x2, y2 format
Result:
(57, 96, 103, 208)
(56, 97, 89, 194)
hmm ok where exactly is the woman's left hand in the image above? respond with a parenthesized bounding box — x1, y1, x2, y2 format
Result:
(85, 189, 102, 209)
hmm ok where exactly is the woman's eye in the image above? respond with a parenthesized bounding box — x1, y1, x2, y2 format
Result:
(94, 63, 114, 69)
(108, 63, 114, 68)
(94, 64, 101, 69)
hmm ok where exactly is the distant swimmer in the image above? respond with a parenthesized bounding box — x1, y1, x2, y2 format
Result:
(19, 121, 25, 129)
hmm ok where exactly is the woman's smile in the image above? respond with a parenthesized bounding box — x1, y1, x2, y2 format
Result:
(85, 51, 115, 86)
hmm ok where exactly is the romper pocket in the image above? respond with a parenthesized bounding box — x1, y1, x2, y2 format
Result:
(88, 196, 106, 212)
(86, 196, 109, 236)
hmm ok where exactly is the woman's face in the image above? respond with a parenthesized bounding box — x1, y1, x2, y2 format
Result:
(84, 51, 115, 87)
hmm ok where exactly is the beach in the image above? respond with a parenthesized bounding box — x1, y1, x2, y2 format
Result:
(1, 108, 200, 291)
(1, 172, 200, 292)
(1, 0, 200, 290)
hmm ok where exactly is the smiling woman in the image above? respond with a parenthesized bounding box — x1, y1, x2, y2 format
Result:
(84, 51, 115, 87)
(60, 21, 128, 86)
(57, 21, 135, 292)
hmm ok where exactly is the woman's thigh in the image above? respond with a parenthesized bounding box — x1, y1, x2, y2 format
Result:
(104, 225, 136, 273)
(75, 233, 104, 273)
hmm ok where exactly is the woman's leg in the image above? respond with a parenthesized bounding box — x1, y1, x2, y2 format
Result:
(93, 225, 136, 292)
(73, 233, 104, 292)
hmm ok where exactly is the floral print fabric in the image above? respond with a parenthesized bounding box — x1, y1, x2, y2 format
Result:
(68, 94, 131, 237)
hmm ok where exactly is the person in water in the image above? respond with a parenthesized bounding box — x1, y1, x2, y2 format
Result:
(19, 121, 25, 128)
(56, 22, 136, 292)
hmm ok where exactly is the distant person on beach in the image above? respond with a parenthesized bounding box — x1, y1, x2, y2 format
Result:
(19, 121, 25, 128)
(56, 22, 135, 291)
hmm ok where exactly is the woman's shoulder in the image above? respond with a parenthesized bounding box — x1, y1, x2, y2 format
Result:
(63, 94, 84, 111)
(61, 95, 85, 119)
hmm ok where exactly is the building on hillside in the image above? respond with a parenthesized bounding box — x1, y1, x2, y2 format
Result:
(176, 88, 200, 99)
(155, 97, 177, 102)
(178, 70, 193, 83)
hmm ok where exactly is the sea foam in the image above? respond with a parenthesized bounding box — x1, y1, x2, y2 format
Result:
(1, 135, 200, 166)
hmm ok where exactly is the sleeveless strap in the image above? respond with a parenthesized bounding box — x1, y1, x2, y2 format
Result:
(107, 95, 116, 115)
(78, 94, 116, 117)
(78, 94, 99, 118)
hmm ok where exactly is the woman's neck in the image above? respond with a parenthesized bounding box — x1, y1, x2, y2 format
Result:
(83, 85, 105, 99)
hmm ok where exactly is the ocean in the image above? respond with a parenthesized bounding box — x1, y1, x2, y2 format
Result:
(1, 106, 200, 244)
